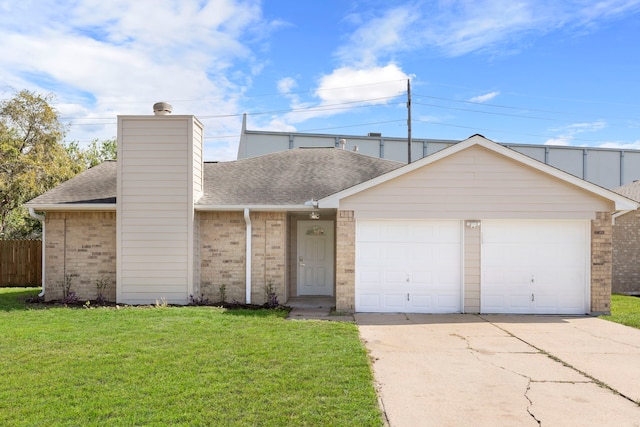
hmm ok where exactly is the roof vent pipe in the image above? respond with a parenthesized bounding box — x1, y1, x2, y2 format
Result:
(339, 139, 346, 150)
(153, 102, 172, 115)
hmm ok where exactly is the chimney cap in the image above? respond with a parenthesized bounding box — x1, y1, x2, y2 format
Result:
(153, 102, 172, 115)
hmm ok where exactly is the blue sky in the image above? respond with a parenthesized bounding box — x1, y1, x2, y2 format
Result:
(1, 0, 640, 160)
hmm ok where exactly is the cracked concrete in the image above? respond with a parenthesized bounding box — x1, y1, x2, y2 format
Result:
(356, 314, 640, 427)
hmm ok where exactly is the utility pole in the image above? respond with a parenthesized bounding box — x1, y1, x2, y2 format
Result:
(407, 79, 412, 163)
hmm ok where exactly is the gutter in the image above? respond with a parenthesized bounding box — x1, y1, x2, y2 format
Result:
(243, 208, 252, 304)
(28, 208, 46, 298)
(24, 203, 116, 211)
(612, 210, 634, 224)
(196, 204, 311, 212)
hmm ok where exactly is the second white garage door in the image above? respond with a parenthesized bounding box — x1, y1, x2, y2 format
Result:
(481, 220, 589, 314)
(356, 220, 462, 313)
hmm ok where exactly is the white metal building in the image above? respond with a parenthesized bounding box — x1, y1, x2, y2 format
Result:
(238, 118, 640, 190)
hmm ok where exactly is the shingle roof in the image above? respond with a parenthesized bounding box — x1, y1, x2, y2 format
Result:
(26, 161, 117, 205)
(199, 148, 402, 205)
(25, 148, 403, 208)
(614, 180, 640, 202)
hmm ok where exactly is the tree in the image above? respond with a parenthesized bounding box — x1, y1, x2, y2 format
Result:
(83, 137, 117, 168)
(0, 90, 83, 239)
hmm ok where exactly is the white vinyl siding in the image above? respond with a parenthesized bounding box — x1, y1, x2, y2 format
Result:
(193, 121, 204, 198)
(341, 145, 613, 219)
(116, 116, 202, 305)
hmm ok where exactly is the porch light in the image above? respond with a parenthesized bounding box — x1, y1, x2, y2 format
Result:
(305, 198, 320, 219)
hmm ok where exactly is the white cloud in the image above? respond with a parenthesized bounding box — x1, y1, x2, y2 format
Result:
(251, 117, 297, 133)
(544, 120, 608, 146)
(335, 1, 640, 61)
(315, 64, 408, 104)
(277, 77, 297, 94)
(335, 6, 419, 67)
(566, 121, 607, 133)
(597, 140, 640, 150)
(273, 64, 409, 125)
(0, 0, 275, 160)
(544, 137, 572, 146)
(469, 91, 500, 103)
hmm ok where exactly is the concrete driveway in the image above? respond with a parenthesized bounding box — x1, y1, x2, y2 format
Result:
(355, 314, 640, 427)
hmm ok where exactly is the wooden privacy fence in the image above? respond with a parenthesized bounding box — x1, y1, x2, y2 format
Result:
(0, 240, 42, 286)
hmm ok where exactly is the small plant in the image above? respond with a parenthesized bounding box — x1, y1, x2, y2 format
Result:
(62, 274, 73, 299)
(95, 277, 111, 304)
(25, 293, 44, 304)
(189, 294, 211, 306)
(61, 290, 78, 305)
(61, 275, 78, 305)
(219, 284, 227, 303)
(264, 282, 279, 308)
(155, 297, 168, 308)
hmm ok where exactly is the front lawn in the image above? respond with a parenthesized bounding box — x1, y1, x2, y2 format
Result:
(0, 288, 382, 426)
(600, 294, 640, 329)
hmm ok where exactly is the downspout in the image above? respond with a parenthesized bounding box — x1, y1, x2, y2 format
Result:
(243, 208, 252, 304)
(28, 208, 46, 297)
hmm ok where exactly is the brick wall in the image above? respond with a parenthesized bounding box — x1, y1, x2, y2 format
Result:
(43, 210, 288, 305)
(199, 211, 287, 305)
(192, 211, 201, 298)
(199, 211, 246, 302)
(45, 211, 116, 302)
(250, 212, 286, 304)
(335, 210, 355, 312)
(612, 210, 640, 294)
(591, 211, 613, 314)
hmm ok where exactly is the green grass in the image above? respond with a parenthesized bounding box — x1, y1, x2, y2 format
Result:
(0, 288, 382, 426)
(600, 294, 640, 329)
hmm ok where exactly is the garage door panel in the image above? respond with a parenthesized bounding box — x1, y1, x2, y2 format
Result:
(358, 269, 382, 286)
(358, 292, 408, 312)
(358, 293, 381, 311)
(482, 295, 505, 311)
(481, 220, 588, 315)
(439, 270, 464, 287)
(382, 294, 407, 311)
(508, 295, 532, 311)
(535, 295, 558, 311)
(411, 270, 433, 284)
(386, 270, 408, 284)
(437, 294, 461, 310)
(356, 220, 462, 313)
(357, 243, 382, 265)
(409, 294, 433, 309)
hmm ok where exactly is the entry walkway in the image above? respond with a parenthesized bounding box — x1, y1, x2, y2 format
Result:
(356, 314, 640, 427)
(286, 296, 354, 321)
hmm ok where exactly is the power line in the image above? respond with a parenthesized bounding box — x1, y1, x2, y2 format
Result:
(56, 79, 408, 107)
(413, 101, 566, 122)
(59, 96, 404, 123)
(413, 93, 638, 121)
(412, 119, 608, 143)
(298, 119, 406, 133)
(421, 80, 640, 108)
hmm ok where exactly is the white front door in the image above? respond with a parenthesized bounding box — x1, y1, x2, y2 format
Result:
(297, 220, 334, 296)
(481, 220, 589, 314)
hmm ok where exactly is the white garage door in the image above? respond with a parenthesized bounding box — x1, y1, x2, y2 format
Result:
(481, 220, 589, 314)
(356, 220, 462, 313)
